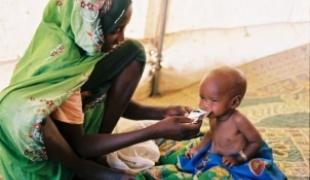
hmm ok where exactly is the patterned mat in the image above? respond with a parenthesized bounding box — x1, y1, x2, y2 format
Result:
(140, 44, 310, 179)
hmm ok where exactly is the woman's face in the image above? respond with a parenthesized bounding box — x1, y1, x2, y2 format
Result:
(103, 5, 132, 51)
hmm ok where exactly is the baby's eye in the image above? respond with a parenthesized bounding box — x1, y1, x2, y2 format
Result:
(211, 99, 219, 102)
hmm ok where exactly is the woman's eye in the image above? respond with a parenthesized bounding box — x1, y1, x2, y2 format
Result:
(112, 27, 123, 34)
(112, 29, 119, 34)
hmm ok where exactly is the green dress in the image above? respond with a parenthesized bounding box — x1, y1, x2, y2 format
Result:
(0, 0, 144, 179)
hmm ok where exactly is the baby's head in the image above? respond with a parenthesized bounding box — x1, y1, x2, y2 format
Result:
(199, 66, 247, 118)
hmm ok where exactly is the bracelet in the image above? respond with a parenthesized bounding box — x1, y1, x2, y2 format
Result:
(239, 150, 248, 161)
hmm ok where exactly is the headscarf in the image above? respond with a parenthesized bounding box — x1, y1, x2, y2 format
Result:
(72, 0, 132, 55)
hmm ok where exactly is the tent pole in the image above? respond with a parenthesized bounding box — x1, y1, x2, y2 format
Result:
(150, 0, 169, 96)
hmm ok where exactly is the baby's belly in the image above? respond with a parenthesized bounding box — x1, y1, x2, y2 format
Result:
(211, 137, 246, 155)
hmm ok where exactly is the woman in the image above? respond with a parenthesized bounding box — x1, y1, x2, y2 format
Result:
(0, 0, 201, 179)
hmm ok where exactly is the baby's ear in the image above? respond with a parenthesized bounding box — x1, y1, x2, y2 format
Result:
(231, 95, 242, 108)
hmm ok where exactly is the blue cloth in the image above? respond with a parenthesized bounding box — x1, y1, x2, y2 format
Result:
(177, 142, 286, 180)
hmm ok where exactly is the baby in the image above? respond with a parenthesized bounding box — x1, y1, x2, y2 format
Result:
(178, 66, 286, 179)
(187, 66, 260, 164)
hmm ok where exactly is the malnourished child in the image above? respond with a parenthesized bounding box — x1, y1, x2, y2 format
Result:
(178, 66, 286, 179)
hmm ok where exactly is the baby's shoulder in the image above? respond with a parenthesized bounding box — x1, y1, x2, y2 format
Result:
(232, 110, 250, 124)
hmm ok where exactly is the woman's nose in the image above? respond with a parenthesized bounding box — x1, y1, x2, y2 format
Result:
(116, 32, 124, 44)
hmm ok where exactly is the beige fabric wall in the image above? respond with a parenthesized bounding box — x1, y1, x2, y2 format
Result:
(1, 0, 309, 61)
(166, 0, 310, 32)
(1, 0, 309, 95)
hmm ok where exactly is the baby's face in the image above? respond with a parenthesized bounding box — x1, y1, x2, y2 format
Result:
(199, 75, 233, 118)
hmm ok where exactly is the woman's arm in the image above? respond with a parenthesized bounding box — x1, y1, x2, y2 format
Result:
(123, 101, 190, 120)
(53, 115, 201, 158)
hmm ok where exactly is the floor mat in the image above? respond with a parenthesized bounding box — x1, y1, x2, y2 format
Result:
(139, 44, 310, 179)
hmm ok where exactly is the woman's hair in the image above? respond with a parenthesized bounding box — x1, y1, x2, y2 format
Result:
(99, 0, 132, 34)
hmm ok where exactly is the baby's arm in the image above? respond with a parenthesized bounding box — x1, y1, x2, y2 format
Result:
(186, 119, 215, 157)
(186, 130, 212, 158)
(198, 130, 212, 148)
(235, 115, 263, 161)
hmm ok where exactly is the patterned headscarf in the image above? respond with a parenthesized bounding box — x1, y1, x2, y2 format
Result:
(72, 0, 131, 55)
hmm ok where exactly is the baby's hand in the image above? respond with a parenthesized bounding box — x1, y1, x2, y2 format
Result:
(185, 147, 199, 159)
(222, 155, 239, 167)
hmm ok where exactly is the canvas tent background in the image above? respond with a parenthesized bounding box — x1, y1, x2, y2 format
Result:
(0, 0, 309, 96)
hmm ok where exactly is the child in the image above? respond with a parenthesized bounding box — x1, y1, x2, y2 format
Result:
(178, 66, 286, 179)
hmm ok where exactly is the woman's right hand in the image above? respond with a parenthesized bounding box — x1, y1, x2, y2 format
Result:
(151, 116, 202, 140)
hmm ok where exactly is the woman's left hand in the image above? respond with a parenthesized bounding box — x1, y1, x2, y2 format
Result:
(164, 106, 192, 117)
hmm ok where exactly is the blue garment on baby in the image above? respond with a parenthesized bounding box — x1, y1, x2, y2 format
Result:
(177, 142, 286, 180)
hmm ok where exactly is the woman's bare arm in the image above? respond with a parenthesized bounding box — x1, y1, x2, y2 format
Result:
(123, 101, 189, 120)
(52, 116, 201, 158)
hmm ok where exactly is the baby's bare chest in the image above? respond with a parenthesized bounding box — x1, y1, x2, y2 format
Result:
(212, 119, 240, 142)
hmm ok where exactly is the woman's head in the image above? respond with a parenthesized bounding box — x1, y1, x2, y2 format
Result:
(71, 0, 132, 55)
(100, 0, 132, 51)
(199, 66, 247, 118)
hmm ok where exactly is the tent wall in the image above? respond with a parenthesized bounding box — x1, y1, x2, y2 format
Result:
(0, 0, 148, 61)
(1, 0, 309, 61)
(166, 0, 310, 32)
(157, 23, 309, 94)
(0, 0, 309, 95)
(150, 0, 310, 94)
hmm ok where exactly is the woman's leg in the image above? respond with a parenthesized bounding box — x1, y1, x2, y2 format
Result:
(100, 60, 144, 133)
(81, 40, 146, 133)
(42, 117, 133, 179)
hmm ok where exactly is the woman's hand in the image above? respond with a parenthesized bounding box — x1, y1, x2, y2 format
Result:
(164, 106, 192, 117)
(151, 116, 201, 140)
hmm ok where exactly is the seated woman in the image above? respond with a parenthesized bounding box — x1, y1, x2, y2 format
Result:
(0, 0, 201, 179)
